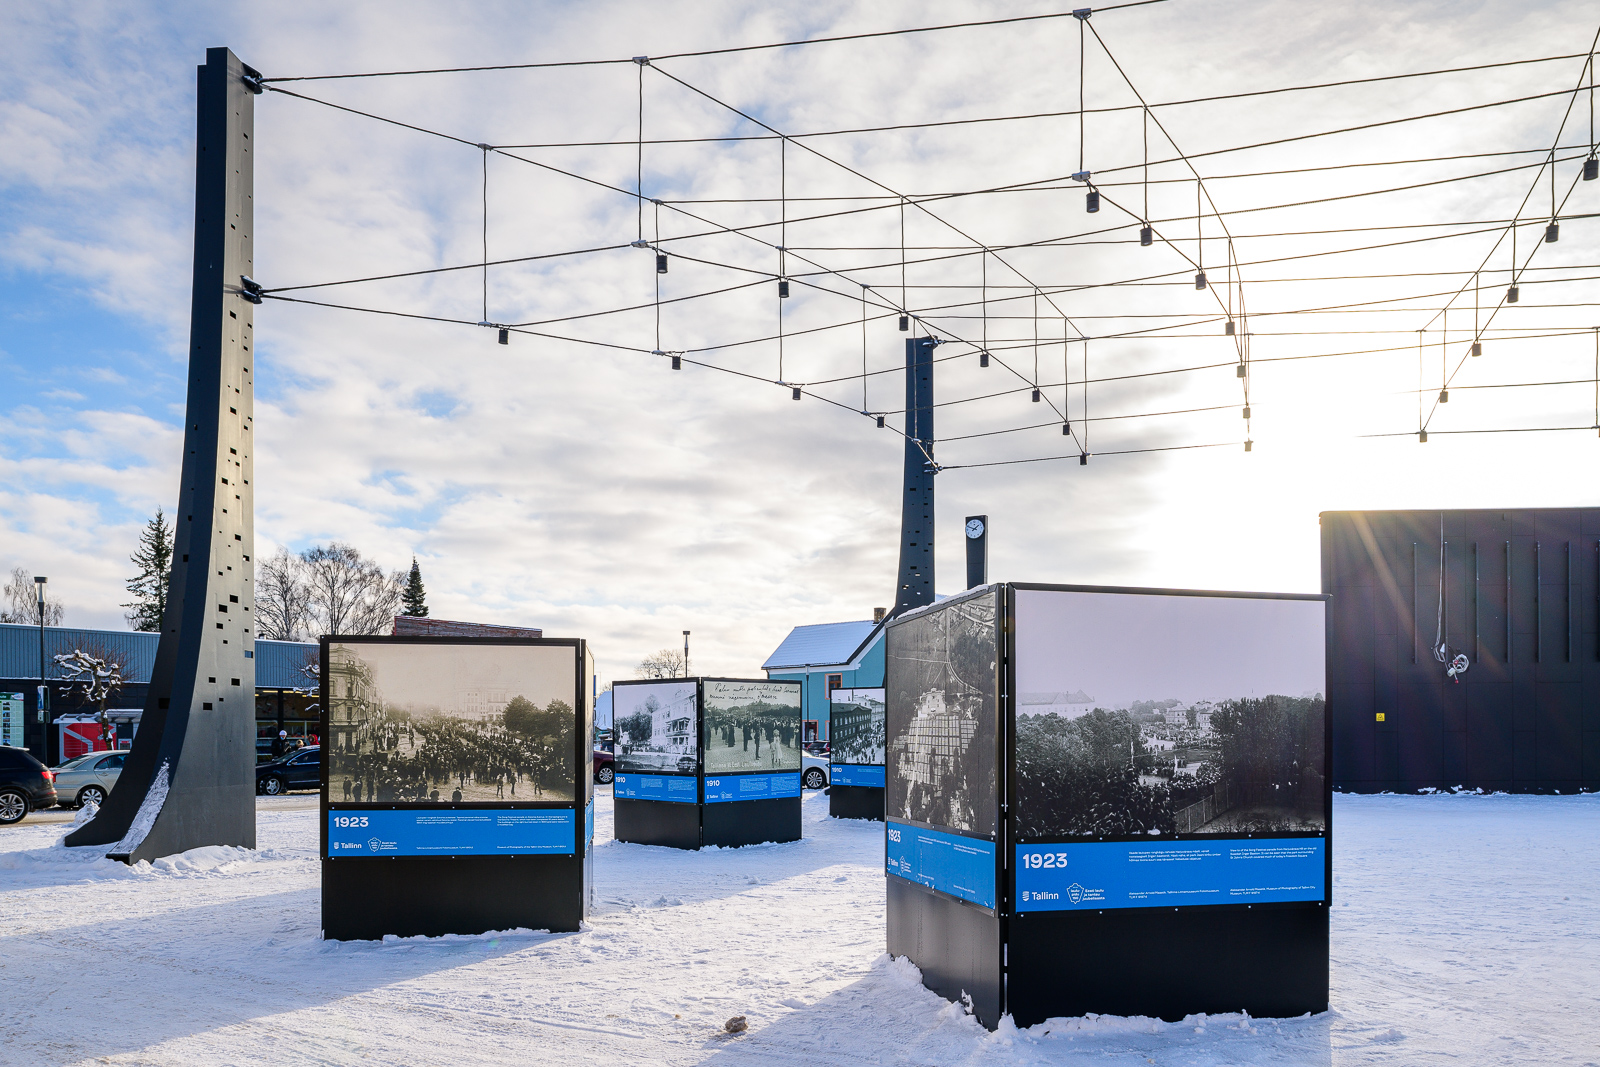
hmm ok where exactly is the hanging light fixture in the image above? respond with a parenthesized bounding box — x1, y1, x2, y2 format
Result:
(1079, 452, 1088, 466)
(1545, 223, 1559, 243)
(1225, 320, 1236, 336)
(655, 252, 668, 274)
(1419, 429, 1429, 443)
(1439, 389, 1449, 403)
(1242, 405, 1251, 419)
(1062, 422, 1071, 435)
(1507, 285, 1520, 303)
(671, 354, 681, 370)
(792, 387, 801, 400)
(979, 351, 990, 368)
(1031, 388, 1041, 403)
(876, 415, 885, 428)
(497, 328, 509, 345)
(1586, 156, 1598, 181)
(898, 315, 909, 331)
(778, 279, 790, 298)
(1472, 342, 1482, 357)
(1244, 439, 1253, 452)
(1236, 363, 1246, 378)
(1139, 225, 1153, 246)
(1086, 189, 1100, 213)
(1194, 272, 1207, 290)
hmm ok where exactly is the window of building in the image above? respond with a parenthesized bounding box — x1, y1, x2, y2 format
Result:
(826, 674, 843, 692)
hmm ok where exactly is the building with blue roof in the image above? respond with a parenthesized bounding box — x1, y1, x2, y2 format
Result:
(1, 621, 319, 762)
(762, 615, 886, 743)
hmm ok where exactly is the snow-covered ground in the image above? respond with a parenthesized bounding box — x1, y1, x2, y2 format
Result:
(1, 790, 1595, 1066)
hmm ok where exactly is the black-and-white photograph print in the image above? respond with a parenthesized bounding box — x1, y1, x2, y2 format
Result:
(829, 688, 886, 765)
(326, 641, 577, 804)
(614, 680, 699, 775)
(885, 592, 999, 835)
(701, 680, 801, 774)
(1013, 589, 1327, 838)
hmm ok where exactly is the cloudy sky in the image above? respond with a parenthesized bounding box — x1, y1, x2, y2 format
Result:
(2, 1, 1596, 686)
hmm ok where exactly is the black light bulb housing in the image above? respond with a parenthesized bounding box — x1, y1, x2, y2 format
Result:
(1139, 225, 1153, 247)
(1194, 272, 1207, 290)
(1086, 190, 1100, 213)
(671, 355, 681, 370)
(1031, 388, 1041, 403)
(1439, 389, 1449, 403)
(876, 415, 885, 428)
(1507, 285, 1519, 303)
(655, 253, 668, 274)
(1225, 320, 1236, 336)
(979, 351, 990, 368)
(792, 387, 801, 400)
(778, 279, 790, 298)
(1586, 156, 1598, 181)
(1545, 223, 1559, 243)
(898, 315, 909, 331)
(1419, 429, 1429, 443)
(1079, 452, 1088, 466)
(1062, 423, 1071, 435)
(497, 328, 509, 345)
(1471, 342, 1482, 357)
(1236, 364, 1246, 379)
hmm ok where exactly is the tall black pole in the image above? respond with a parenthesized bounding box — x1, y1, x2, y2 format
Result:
(35, 577, 47, 748)
(893, 337, 936, 616)
(68, 47, 259, 860)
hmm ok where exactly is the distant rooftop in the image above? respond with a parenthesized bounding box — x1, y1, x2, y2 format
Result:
(391, 616, 542, 639)
(762, 619, 881, 671)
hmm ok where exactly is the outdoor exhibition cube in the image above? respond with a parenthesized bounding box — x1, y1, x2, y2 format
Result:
(320, 635, 596, 940)
(829, 687, 886, 820)
(885, 583, 1330, 1029)
(612, 677, 802, 849)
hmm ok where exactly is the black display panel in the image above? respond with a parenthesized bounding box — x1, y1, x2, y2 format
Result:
(830, 688, 886, 765)
(885, 589, 999, 836)
(613, 679, 700, 775)
(701, 680, 802, 775)
(326, 640, 577, 804)
(1012, 589, 1327, 839)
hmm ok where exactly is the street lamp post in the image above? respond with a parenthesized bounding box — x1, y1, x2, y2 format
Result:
(33, 577, 48, 727)
(682, 631, 691, 678)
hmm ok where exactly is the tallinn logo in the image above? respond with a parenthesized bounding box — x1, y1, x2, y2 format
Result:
(1067, 883, 1085, 904)
(368, 838, 381, 852)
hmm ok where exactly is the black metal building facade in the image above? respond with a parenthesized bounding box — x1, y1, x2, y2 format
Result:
(1322, 508, 1600, 794)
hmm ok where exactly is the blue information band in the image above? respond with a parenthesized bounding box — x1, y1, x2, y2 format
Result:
(585, 799, 594, 849)
(703, 772, 802, 804)
(327, 808, 575, 857)
(830, 764, 886, 787)
(886, 820, 997, 909)
(614, 773, 699, 803)
(1015, 837, 1327, 911)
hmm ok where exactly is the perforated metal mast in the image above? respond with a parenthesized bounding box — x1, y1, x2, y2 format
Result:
(893, 337, 937, 616)
(68, 47, 259, 861)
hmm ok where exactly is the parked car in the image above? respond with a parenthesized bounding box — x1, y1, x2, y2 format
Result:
(52, 750, 127, 808)
(801, 751, 830, 790)
(802, 740, 831, 758)
(593, 744, 615, 784)
(256, 746, 321, 795)
(0, 746, 58, 824)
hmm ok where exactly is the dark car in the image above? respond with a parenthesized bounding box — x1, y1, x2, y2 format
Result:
(256, 745, 321, 795)
(0, 746, 58, 824)
(593, 744, 614, 784)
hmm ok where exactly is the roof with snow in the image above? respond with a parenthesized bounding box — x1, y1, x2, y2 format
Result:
(762, 619, 881, 671)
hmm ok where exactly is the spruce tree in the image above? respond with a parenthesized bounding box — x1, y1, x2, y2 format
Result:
(401, 557, 429, 617)
(123, 508, 174, 631)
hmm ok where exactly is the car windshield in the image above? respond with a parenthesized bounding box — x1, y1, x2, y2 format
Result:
(55, 754, 96, 770)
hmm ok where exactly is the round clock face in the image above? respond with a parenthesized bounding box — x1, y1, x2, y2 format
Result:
(965, 518, 985, 539)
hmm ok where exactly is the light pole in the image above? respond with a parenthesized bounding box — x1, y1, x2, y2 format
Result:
(34, 577, 48, 727)
(682, 631, 691, 678)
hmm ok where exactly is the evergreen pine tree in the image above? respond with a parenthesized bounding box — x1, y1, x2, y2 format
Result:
(123, 508, 174, 631)
(401, 557, 429, 617)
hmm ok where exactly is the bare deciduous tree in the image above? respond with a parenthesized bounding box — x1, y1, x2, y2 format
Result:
(1, 566, 65, 625)
(255, 548, 314, 641)
(54, 644, 126, 746)
(634, 648, 688, 678)
(300, 543, 403, 636)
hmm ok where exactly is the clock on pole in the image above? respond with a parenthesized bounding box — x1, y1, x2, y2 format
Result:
(964, 514, 988, 589)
